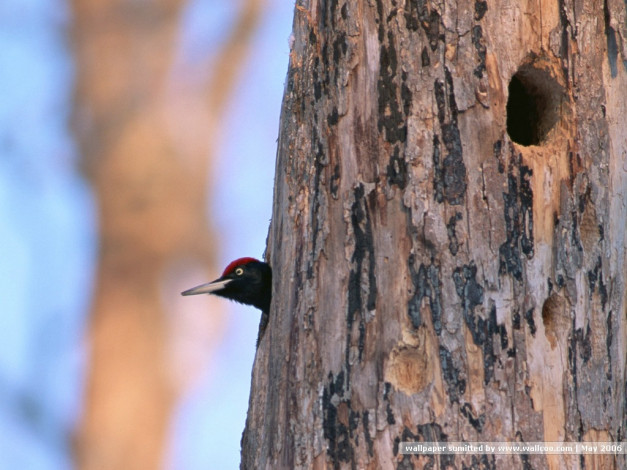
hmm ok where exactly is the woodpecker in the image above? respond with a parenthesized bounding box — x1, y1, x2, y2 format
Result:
(181, 257, 272, 345)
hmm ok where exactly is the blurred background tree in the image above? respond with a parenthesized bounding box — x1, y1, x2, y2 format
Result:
(0, 0, 291, 468)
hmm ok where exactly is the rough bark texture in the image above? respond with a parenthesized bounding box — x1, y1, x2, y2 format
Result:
(242, 0, 627, 469)
(72, 0, 264, 468)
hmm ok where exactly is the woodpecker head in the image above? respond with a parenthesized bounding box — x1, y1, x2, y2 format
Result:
(181, 257, 272, 313)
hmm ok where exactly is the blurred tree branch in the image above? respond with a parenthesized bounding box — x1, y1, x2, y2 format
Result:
(71, 0, 265, 468)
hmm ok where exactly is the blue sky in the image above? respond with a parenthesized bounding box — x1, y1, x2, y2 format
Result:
(0, 1, 293, 468)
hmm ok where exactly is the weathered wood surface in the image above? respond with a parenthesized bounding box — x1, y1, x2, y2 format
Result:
(242, 0, 627, 468)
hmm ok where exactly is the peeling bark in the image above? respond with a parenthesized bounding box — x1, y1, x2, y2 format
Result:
(243, 0, 627, 469)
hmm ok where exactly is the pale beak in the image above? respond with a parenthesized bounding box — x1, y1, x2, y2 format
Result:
(181, 278, 232, 296)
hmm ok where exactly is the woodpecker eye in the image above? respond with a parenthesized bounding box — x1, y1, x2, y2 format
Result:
(234, 267, 244, 276)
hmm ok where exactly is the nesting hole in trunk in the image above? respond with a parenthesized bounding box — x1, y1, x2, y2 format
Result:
(506, 64, 566, 146)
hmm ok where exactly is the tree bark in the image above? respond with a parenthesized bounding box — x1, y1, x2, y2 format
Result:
(242, 0, 627, 469)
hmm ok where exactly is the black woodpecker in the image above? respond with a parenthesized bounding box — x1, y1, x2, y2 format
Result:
(181, 257, 272, 345)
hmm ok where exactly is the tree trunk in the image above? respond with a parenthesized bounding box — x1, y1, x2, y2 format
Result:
(242, 0, 627, 469)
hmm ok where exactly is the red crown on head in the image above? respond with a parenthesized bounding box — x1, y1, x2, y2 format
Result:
(222, 257, 260, 277)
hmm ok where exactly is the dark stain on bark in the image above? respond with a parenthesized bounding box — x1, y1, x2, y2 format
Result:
(321, 41, 331, 88)
(439, 345, 466, 402)
(588, 255, 608, 309)
(606, 310, 613, 380)
(330, 163, 340, 199)
(347, 184, 377, 363)
(434, 78, 446, 124)
(311, 10, 348, 104)
(570, 209, 583, 253)
(567, 323, 582, 434)
(453, 266, 507, 384)
(362, 410, 374, 457)
(404, 0, 442, 51)
(341, 3, 348, 20)
(378, 31, 407, 144)
(375, 7, 411, 188)
(387, 146, 408, 189)
(383, 382, 396, 425)
(557, 0, 573, 80)
(433, 69, 467, 205)
(471, 25, 487, 78)
(524, 308, 536, 336)
(313, 57, 323, 101)
(493, 139, 505, 173)
(432, 135, 443, 202)
(460, 402, 485, 432)
(401, 71, 412, 116)
(322, 371, 357, 469)
(452, 263, 484, 340)
(556, 273, 565, 288)
(319, 0, 340, 30)
(498, 156, 534, 281)
(518, 165, 534, 255)
(375, 0, 385, 41)
(332, 32, 348, 64)
(407, 255, 443, 334)
(567, 314, 595, 430)
(308, 125, 327, 279)
(512, 308, 521, 330)
(327, 106, 339, 126)
(446, 212, 463, 255)
(443, 67, 459, 120)
(474, 0, 488, 20)
(574, 324, 592, 364)
(440, 122, 466, 204)
(421, 46, 430, 67)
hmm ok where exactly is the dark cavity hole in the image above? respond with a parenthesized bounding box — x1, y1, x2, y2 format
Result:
(506, 65, 565, 146)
